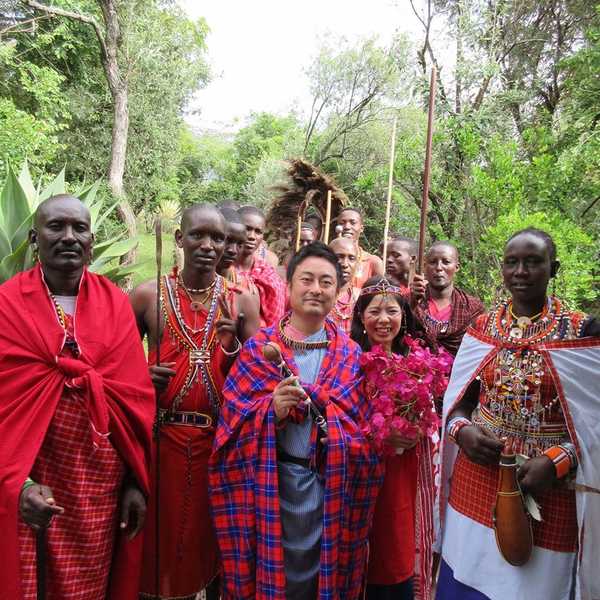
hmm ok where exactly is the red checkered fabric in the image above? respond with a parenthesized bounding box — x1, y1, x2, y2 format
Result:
(415, 287, 484, 356)
(449, 451, 577, 552)
(19, 387, 125, 599)
(209, 319, 383, 599)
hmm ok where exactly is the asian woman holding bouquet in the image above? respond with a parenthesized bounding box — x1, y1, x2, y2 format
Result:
(351, 276, 452, 600)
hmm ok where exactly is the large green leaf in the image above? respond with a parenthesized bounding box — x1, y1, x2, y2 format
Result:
(0, 239, 30, 284)
(78, 180, 100, 208)
(93, 262, 146, 284)
(93, 199, 120, 233)
(18, 161, 37, 209)
(91, 232, 126, 259)
(39, 166, 66, 201)
(0, 227, 12, 260)
(91, 237, 138, 261)
(11, 213, 34, 249)
(1, 164, 31, 240)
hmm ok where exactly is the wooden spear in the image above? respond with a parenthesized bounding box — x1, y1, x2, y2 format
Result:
(323, 190, 332, 244)
(153, 216, 162, 599)
(382, 116, 398, 269)
(417, 68, 437, 274)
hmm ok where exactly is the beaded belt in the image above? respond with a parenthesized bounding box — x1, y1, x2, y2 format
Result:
(158, 409, 213, 428)
(475, 405, 568, 453)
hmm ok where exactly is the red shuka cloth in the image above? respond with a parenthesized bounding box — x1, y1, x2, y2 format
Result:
(0, 265, 154, 600)
(140, 273, 232, 597)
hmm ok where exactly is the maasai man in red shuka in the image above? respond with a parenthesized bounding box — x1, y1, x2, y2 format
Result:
(210, 242, 383, 600)
(234, 205, 287, 326)
(384, 236, 416, 295)
(0, 195, 154, 600)
(411, 241, 484, 356)
(337, 208, 384, 289)
(131, 204, 259, 600)
(328, 237, 360, 333)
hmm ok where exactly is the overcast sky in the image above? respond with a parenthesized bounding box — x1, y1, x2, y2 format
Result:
(180, 0, 429, 133)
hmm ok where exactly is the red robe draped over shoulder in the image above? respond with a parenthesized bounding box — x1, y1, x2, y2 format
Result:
(0, 265, 154, 600)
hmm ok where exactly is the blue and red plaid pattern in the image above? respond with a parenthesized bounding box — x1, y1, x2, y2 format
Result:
(209, 318, 383, 599)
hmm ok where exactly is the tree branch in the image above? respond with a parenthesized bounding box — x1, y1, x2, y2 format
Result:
(23, 0, 107, 59)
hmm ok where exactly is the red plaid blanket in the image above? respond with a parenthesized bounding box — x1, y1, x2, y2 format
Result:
(209, 319, 383, 599)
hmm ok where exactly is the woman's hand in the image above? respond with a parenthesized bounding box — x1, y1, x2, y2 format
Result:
(518, 455, 557, 496)
(387, 429, 420, 450)
(457, 424, 504, 466)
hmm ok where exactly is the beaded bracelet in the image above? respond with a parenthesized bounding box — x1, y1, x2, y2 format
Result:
(220, 338, 242, 356)
(22, 477, 37, 493)
(543, 446, 571, 479)
(446, 416, 472, 444)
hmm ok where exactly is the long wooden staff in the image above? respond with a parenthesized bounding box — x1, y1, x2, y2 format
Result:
(36, 530, 46, 600)
(382, 116, 398, 268)
(417, 68, 437, 274)
(153, 217, 162, 599)
(323, 190, 332, 244)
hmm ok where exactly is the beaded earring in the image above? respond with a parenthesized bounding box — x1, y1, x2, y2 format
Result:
(31, 243, 39, 262)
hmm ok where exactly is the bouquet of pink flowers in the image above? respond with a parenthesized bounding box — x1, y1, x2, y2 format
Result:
(360, 335, 453, 454)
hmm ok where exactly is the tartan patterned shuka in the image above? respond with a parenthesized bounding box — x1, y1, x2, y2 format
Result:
(209, 318, 383, 599)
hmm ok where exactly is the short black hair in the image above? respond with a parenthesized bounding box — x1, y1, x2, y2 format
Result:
(220, 207, 242, 224)
(286, 241, 343, 288)
(300, 221, 315, 233)
(507, 228, 557, 261)
(350, 276, 429, 354)
(337, 207, 362, 221)
(389, 236, 417, 255)
(218, 200, 240, 211)
(238, 205, 265, 220)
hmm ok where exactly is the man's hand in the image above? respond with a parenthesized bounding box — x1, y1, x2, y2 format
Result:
(19, 484, 64, 531)
(119, 482, 146, 541)
(410, 273, 427, 306)
(518, 455, 557, 496)
(273, 375, 305, 422)
(149, 362, 176, 393)
(215, 294, 239, 352)
(457, 425, 504, 466)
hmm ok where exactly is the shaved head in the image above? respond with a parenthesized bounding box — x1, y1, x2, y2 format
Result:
(329, 237, 357, 253)
(427, 240, 458, 261)
(34, 194, 90, 228)
(180, 203, 225, 232)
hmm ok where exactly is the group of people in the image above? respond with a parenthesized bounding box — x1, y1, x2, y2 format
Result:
(1, 194, 598, 600)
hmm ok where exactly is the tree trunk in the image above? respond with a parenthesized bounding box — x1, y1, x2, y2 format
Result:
(99, 0, 137, 268)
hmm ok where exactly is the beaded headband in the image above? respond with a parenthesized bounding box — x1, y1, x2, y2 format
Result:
(359, 277, 404, 298)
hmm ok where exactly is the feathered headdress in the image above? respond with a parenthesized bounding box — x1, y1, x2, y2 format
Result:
(266, 159, 348, 245)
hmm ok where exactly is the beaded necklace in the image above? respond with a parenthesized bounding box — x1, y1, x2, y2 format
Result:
(474, 297, 582, 456)
(162, 272, 223, 417)
(49, 294, 80, 357)
(332, 287, 359, 322)
(279, 314, 330, 351)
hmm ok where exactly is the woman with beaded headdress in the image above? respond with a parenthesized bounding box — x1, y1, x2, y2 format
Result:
(351, 275, 450, 600)
(436, 228, 600, 600)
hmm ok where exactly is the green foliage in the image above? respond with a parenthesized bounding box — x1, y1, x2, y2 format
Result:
(0, 161, 141, 284)
(475, 208, 598, 309)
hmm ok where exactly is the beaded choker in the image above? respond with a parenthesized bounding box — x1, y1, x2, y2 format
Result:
(279, 315, 330, 351)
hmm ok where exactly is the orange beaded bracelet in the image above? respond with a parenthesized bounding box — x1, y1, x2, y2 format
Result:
(543, 445, 571, 479)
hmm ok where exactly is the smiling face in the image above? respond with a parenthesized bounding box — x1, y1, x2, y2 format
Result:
(288, 256, 338, 322)
(502, 232, 556, 305)
(240, 212, 266, 257)
(424, 244, 459, 291)
(337, 209, 363, 242)
(362, 294, 404, 351)
(218, 221, 246, 273)
(329, 237, 358, 286)
(176, 206, 226, 273)
(30, 195, 93, 274)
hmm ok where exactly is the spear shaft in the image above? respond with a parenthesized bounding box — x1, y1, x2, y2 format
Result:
(153, 217, 162, 599)
(417, 69, 437, 274)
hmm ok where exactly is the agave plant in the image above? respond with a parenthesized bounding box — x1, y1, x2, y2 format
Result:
(0, 162, 141, 284)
